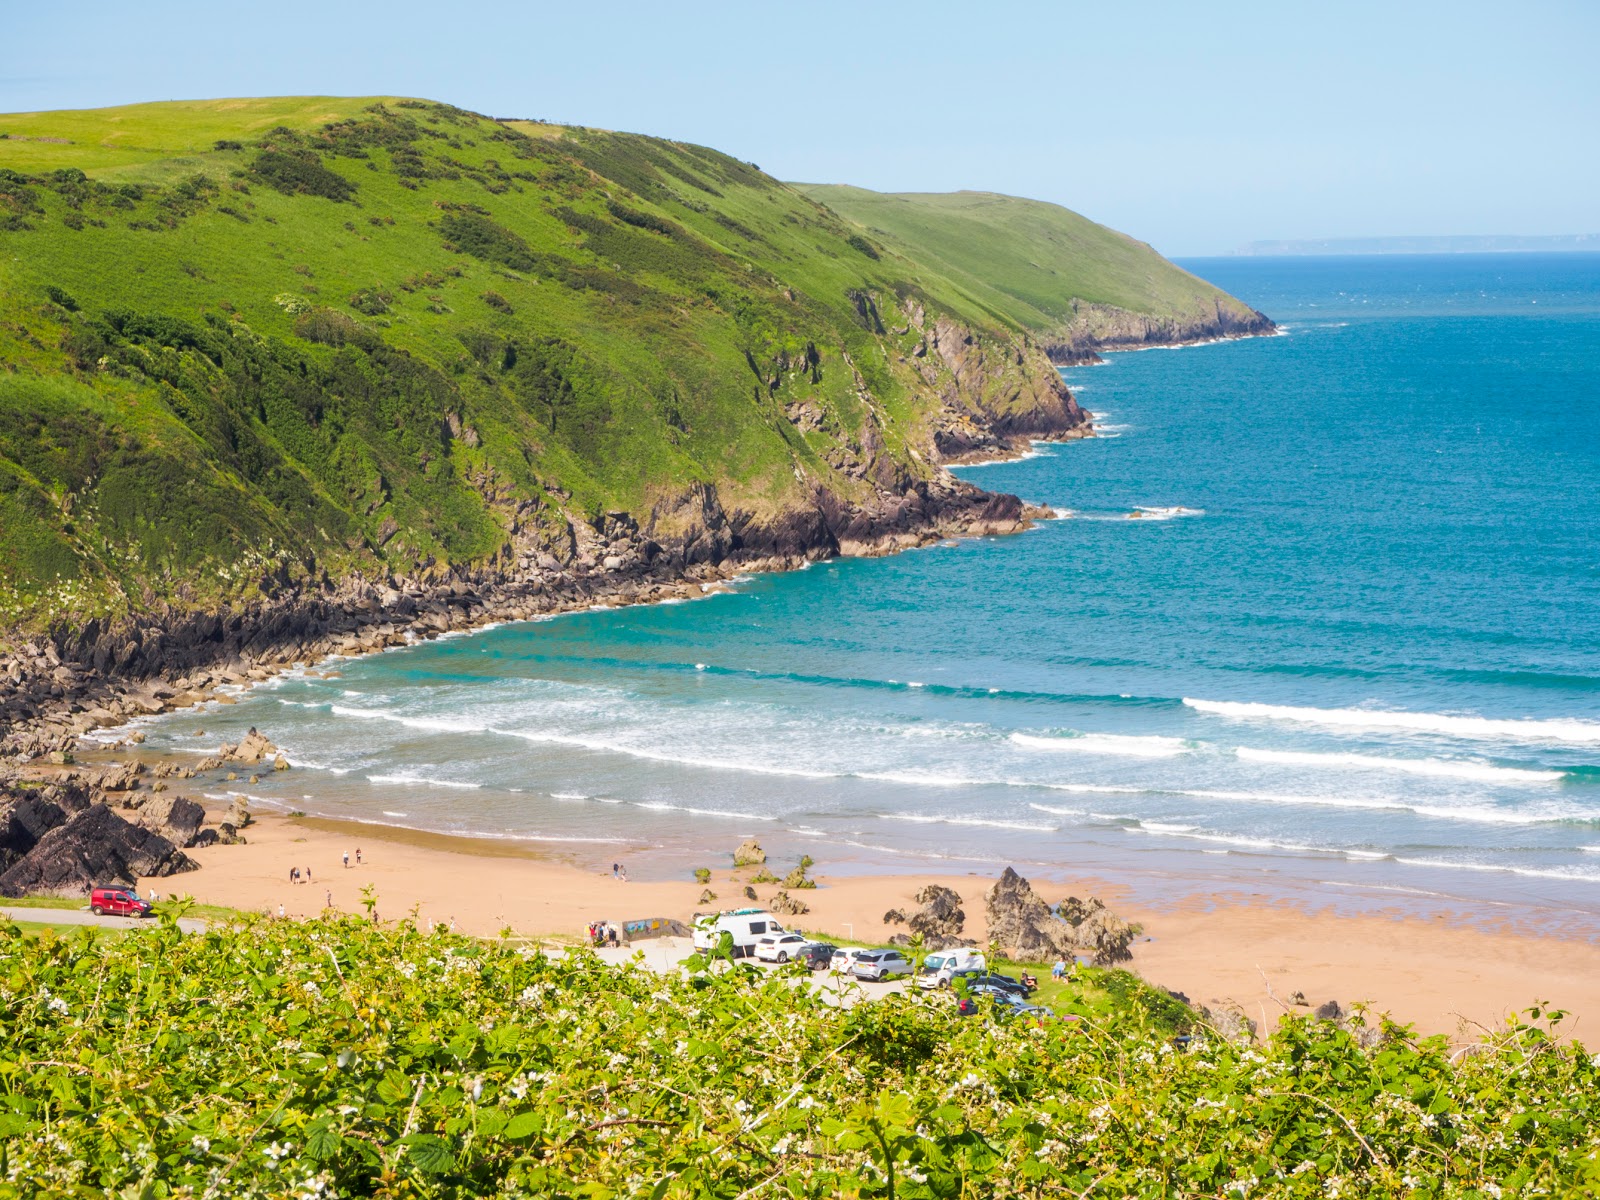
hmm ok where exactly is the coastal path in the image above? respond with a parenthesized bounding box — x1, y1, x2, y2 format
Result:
(0, 905, 209, 935)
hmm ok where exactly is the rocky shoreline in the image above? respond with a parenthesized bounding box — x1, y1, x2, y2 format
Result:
(1040, 302, 1278, 365)
(0, 463, 1058, 764)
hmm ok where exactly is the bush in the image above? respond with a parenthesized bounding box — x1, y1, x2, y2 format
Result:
(481, 290, 512, 313)
(846, 233, 880, 260)
(348, 287, 393, 316)
(249, 150, 357, 202)
(43, 285, 78, 312)
(439, 211, 537, 272)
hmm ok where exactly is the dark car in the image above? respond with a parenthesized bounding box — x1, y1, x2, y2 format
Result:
(953, 971, 1032, 998)
(800, 942, 838, 971)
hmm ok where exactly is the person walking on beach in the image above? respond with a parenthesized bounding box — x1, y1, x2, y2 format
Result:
(278, 903, 285, 919)
(325, 889, 333, 909)
(612, 862, 619, 879)
(305, 867, 312, 884)
(355, 848, 362, 865)
(618, 864, 628, 883)
(342, 851, 350, 870)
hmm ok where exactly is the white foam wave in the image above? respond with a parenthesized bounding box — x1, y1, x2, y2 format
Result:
(382, 810, 408, 817)
(1012, 731, 1192, 759)
(1186, 697, 1600, 745)
(882, 813, 1057, 833)
(367, 773, 482, 791)
(1235, 745, 1562, 784)
(551, 791, 589, 801)
(1391, 857, 1600, 885)
(633, 801, 778, 822)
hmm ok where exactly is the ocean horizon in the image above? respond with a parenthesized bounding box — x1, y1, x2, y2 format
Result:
(120, 253, 1600, 923)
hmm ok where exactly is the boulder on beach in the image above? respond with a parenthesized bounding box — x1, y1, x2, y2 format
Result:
(220, 727, 277, 765)
(136, 794, 207, 849)
(770, 890, 809, 916)
(1057, 893, 1142, 966)
(908, 884, 966, 947)
(732, 838, 766, 867)
(985, 867, 1077, 962)
(0, 803, 196, 897)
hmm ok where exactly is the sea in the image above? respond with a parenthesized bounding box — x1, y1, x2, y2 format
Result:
(124, 253, 1600, 921)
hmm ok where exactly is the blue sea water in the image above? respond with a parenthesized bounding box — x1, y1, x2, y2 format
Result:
(130, 254, 1600, 914)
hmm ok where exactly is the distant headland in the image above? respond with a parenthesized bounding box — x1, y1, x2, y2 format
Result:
(1232, 233, 1600, 256)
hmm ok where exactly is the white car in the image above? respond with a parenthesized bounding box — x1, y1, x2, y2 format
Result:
(849, 949, 912, 982)
(753, 933, 810, 963)
(829, 947, 872, 974)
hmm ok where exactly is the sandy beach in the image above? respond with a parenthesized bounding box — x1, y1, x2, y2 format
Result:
(139, 803, 1600, 1041)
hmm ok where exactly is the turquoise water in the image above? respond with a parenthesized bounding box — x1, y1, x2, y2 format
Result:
(131, 254, 1600, 913)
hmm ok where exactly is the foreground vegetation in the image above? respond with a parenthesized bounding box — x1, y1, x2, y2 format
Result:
(1, 908, 1594, 1197)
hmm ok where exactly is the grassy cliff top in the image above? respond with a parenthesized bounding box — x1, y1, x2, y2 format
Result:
(795, 184, 1257, 330)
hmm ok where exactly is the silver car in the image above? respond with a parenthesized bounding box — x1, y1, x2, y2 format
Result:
(849, 949, 912, 981)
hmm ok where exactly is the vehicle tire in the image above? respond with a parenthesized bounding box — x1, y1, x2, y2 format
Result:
(777, 952, 788, 963)
(91, 905, 103, 916)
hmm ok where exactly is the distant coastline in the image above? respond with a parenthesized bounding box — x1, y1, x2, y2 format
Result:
(1231, 234, 1600, 256)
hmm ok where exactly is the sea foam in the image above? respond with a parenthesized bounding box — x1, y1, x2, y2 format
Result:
(1186, 697, 1600, 744)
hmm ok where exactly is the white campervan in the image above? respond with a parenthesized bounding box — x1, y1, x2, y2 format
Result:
(914, 948, 986, 989)
(691, 909, 788, 958)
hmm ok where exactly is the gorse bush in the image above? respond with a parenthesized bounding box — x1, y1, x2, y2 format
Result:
(1, 910, 1595, 1198)
(249, 150, 358, 202)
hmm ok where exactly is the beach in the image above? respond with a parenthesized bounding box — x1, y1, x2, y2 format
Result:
(139, 802, 1600, 1040)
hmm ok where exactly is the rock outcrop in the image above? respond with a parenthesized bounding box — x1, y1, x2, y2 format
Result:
(732, 838, 766, 867)
(135, 794, 207, 849)
(0, 803, 196, 896)
(986, 867, 1078, 961)
(906, 884, 968, 948)
(770, 890, 809, 916)
(1056, 894, 1143, 966)
(1040, 300, 1277, 364)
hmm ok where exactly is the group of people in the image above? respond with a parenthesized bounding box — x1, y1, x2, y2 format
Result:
(287, 866, 314, 885)
(610, 862, 628, 882)
(588, 921, 621, 947)
(343, 849, 363, 869)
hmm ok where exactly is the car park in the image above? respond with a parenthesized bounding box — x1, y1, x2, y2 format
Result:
(849, 949, 912, 982)
(753, 933, 810, 963)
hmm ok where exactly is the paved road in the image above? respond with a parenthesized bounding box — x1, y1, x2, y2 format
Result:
(1, 905, 208, 934)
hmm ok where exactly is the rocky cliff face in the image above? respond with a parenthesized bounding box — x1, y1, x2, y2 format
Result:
(1040, 300, 1277, 364)
(0, 314, 1083, 760)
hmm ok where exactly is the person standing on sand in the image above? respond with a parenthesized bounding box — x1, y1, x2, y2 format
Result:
(356, 848, 362, 865)
(343, 851, 349, 870)
(278, 903, 285, 919)
(305, 867, 312, 884)
(612, 862, 619, 879)
(326, 889, 333, 909)
(619, 864, 628, 883)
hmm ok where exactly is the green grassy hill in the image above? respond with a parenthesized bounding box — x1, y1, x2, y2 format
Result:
(795, 186, 1274, 358)
(0, 98, 1263, 651)
(0, 97, 1091, 638)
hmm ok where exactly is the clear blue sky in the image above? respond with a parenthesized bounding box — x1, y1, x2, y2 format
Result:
(5, 0, 1596, 255)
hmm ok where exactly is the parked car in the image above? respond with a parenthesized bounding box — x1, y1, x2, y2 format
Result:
(952, 970, 1032, 998)
(914, 948, 987, 989)
(829, 947, 873, 974)
(753, 933, 810, 963)
(800, 942, 838, 971)
(849, 949, 912, 982)
(957, 991, 1048, 1021)
(89, 886, 153, 918)
(692, 909, 788, 958)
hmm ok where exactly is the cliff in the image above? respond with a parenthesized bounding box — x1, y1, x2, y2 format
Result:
(794, 186, 1275, 362)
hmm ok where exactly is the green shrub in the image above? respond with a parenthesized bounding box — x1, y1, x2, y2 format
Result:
(348, 286, 393, 316)
(438, 210, 537, 271)
(692, 866, 711, 884)
(846, 233, 880, 260)
(480, 290, 512, 313)
(249, 150, 357, 201)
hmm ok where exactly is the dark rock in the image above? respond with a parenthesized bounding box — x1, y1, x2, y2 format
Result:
(136, 794, 206, 848)
(0, 803, 197, 896)
(742, 884, 758, 901)
(1315, 1000, 1345, 1022)
(883, 908, 908, 925)
(907, 884, 966, 947)
(985, 867, 1077, 962)
(0, 789, 68, 869)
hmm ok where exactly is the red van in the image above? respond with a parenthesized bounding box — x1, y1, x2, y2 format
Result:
(89, 887, 153, 918)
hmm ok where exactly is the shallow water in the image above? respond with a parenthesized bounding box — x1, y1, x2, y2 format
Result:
(127, 254, 1600, 918)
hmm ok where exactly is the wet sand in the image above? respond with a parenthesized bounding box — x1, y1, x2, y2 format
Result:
(143, 806, 1600, 1041)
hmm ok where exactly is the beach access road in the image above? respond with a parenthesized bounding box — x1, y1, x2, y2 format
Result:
(0, 905, 209, 935)
(590, 937, 918, 1009)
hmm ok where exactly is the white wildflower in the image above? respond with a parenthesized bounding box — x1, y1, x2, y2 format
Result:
(190, 1135, 211, 1154)
(796, 1096, 817, 1111)
(263, 1141, 291, 1166)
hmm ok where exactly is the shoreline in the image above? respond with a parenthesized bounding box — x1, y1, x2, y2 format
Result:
(143, 804, 1600, 1039)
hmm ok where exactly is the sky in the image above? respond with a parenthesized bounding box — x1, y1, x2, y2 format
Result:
(4, 0, 1597, 256)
